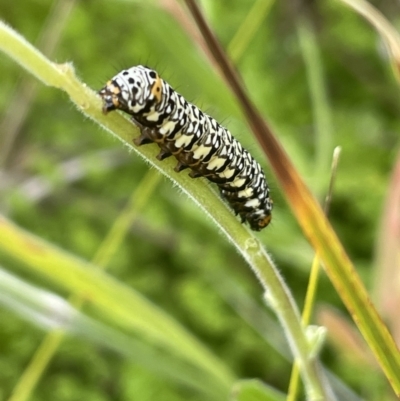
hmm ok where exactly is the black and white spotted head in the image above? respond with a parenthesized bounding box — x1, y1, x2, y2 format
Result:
(99, 65, 163, 116)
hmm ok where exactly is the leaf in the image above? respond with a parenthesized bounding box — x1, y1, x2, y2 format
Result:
(231, 379, 286, 401)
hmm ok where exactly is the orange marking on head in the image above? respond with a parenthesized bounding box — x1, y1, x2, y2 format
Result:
(151, 74, 162, 103)
(111, 84, 120, 95)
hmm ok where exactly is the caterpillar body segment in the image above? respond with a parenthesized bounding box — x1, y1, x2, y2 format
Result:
(99, 65, 272, 231)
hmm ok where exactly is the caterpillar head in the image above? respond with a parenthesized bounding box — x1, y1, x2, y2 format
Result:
(99, 65, 163, 115)
(252, 211, 272, 231)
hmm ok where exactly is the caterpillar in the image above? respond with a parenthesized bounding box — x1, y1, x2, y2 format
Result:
(99, 65, 273, 231)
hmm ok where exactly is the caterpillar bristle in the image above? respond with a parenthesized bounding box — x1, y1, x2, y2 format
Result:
(99, 65, 273, 231)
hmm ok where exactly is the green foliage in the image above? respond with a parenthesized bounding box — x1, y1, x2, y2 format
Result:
(1, 0, 400, 400)
(232, 379, 286, 401)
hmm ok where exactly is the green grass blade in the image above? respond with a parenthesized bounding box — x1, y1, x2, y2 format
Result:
(0, 215, 235, 397)
(0, 267, 223, 399)
(0, 20, 331, 399)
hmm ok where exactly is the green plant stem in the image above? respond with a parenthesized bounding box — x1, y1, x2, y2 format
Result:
(0, 265, 221, 399)
(297, 19, 333, 194)
(8, 331, 64, 401)
(337, 0, 400, 80)
(245, 242, 329, 401)
(182, 0, 400, 396)
(287, 17, 339, 396)
(0, 21, 328, 400)
(227, 0, 274, 63)
(0, 213, 235, 396)
(287, 253, 323, 401)
(91, 170, 162, 269)
(7, 170, 162, 401)
(0, 0, 76, 167)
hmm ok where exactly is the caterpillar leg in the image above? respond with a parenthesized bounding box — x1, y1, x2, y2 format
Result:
(174, 161, 188, 173)
(189, 170, 203, 179)
(134, 135, 153, 146)
(157, 149, 172, 161)
(133, 125, 178, 164)
(132, 125, 155, 147)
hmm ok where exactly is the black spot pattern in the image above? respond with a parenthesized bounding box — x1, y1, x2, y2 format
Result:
(99, 66, 272, 230)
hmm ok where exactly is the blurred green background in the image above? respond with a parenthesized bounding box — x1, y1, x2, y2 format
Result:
(1, 0, 399, 400)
